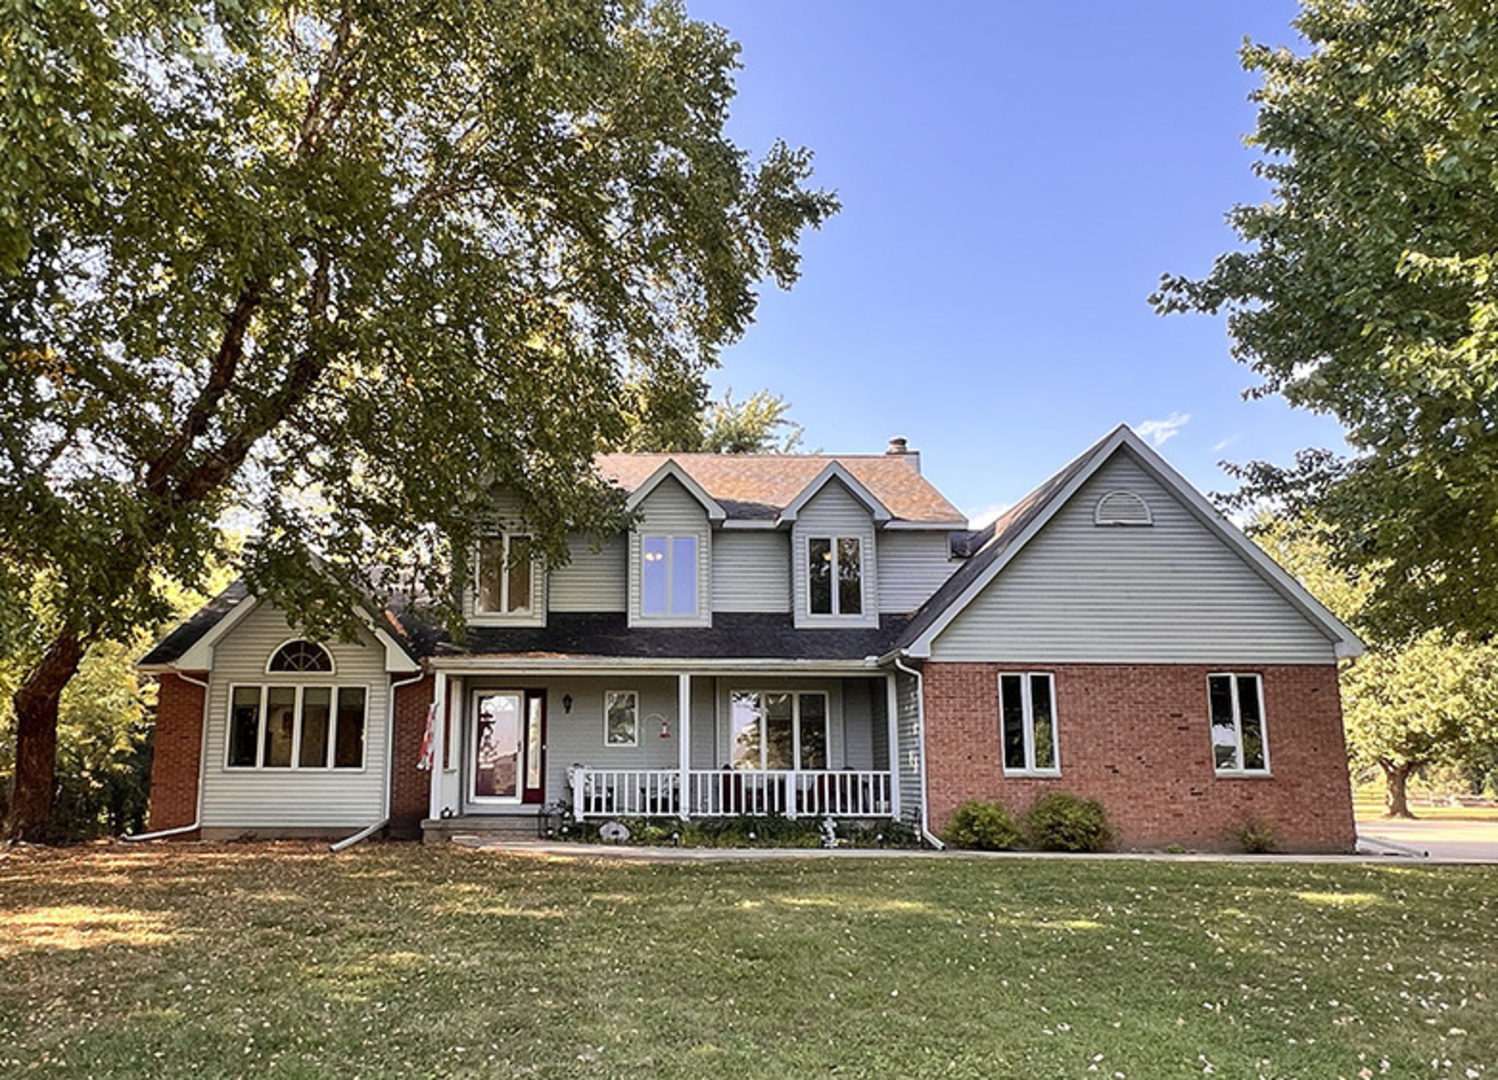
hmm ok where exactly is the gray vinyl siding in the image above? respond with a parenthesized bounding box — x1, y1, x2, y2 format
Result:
(895, 671, 922, 829)
(712, 531, 792, 613)
(841, 677, 875, 769)
(691, 677, 718, 770)
(878, 531, 958, 613)
(628, 477, 712, 627)
(869, 677, 890, 773)
(930, 452, 1340, 664)
(791, 481, 880, 628)
(549, 533, 627, 612)
(200, 601, 389, 829)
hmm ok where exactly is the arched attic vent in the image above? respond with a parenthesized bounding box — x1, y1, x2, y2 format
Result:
(1094, 490, 1152, 526)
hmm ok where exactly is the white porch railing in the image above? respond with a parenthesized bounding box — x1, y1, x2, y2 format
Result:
(570, 767, 894, 821)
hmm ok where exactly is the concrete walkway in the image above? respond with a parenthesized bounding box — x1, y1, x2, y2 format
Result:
(1356, 817, 1498, 862)
(451, 832, 1498, 866)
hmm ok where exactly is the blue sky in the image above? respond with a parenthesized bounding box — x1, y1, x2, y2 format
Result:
(686, 1, 1347, 524)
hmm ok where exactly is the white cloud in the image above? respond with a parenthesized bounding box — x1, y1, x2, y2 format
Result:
(966, 502, 1012, 530)
(1137, 411, 1191, 446)
(1211, 433, 1241, 453)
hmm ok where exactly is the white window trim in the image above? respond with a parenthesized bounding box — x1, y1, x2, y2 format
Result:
(638, 534, 699, 620)
(223, 682, 370, 772)
(604, 689, 640, 748)
(729, 689, 831, 771)
(474, 533, 536, 617)
(264, 638, 336, 676)
(806, 535, 865, 617)
(1208, 672, 1272, 777)
(998, 672, 1060, 777)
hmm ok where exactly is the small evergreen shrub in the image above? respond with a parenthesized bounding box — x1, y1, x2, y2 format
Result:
(941, 799, 1023, 851)
(1022, 791, 1113, 852)
(1233, 820, 1279, 854)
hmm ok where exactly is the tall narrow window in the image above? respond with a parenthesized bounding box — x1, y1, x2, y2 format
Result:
(808, 537, 862, 615)
(998, 673, 1059, 775)
(640, 535, 698, 617)
(477, 534, 535, 615)
(1208, 674, 1269, 774)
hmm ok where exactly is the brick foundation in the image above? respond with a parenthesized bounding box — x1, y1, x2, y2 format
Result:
(922, 662, 1356, 852)
(147, 673, 207, 833)
(390, 675, 435, 839)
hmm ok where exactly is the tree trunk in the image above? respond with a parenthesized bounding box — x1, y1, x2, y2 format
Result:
(3, 633, 84, 842)
(1381, 759, 1417, 819)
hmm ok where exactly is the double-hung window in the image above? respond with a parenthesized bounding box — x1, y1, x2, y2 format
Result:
(1208, 674, 1269, 774)
(476, 534, 534, 615)
(641, 535, 698, 617)
(730, 691, 829, 771)
(998, 673, 1059, 775)
(808, 537, 862, 616)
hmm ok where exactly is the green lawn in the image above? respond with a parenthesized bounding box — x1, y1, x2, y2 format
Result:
(1, 845, 1494, 1078)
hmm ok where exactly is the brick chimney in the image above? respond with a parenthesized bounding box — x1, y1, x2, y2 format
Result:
(886, 436, 920, 473)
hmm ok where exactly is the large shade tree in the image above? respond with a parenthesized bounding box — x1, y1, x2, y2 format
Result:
(1153, 0, 1498, 642)
(0, 0, 836, 839)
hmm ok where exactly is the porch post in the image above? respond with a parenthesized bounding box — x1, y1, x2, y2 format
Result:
(677, 673, 691, 820)
(885, 672, 901, 820)
(428, 671, 448, 821)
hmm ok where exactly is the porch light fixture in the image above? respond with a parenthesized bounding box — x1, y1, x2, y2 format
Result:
(562, 694, 573, 714)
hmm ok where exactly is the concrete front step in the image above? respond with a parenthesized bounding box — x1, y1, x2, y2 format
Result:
(421, 814, 549, 844)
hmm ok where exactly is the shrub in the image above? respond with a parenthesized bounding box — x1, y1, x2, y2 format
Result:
(941, 800, 1023, 851)
(1022, 791, 1112, 853)
(1233, 820, 1279, 854)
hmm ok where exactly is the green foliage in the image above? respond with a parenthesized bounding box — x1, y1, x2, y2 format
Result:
(1153, 1, 1498, 640)
(941, 799, 1023, 851)
(0, 0, 836, 652)
(1233, 820, 1280, 855)
(618, 385, 804, 453)
(1261, 518, 1498, 813)
(1021, 791, 1113, 853)
(0, 0, 834, 832)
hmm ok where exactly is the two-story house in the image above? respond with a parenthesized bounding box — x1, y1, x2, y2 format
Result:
(139, 425, 1364, 851)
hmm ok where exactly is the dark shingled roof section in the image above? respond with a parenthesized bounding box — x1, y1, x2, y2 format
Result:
(896, 430, 1119, 651)
(138, 580, 251, 666)
(444, 612, 910, 661)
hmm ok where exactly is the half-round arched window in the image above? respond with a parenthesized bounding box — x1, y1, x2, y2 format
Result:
(1094, 490, 1152, 526)
(268, 640, 334, 673)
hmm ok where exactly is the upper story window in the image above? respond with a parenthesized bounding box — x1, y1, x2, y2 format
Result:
(808, 537, 862, 616)
(477, 534, 534, 615)
(1209, 673, 1269, 774)
(268, 640, 333, 673)
(999, 672, 1059, 776)
(641, 535, 698, 617)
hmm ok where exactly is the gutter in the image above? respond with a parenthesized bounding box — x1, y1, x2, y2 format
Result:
(330, 817, 389, 853)
(345, 668, 429, 854)
(122, 669, 211, 842)
(891, 655, 945, 850)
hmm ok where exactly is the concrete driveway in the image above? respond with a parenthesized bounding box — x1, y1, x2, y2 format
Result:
(1357, 818, 1498, 863)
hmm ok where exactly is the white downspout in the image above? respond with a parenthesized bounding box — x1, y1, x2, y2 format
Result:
(122, 669, 211, 842)
(329, 668, 425, 853)
(893, 656, 945, 850)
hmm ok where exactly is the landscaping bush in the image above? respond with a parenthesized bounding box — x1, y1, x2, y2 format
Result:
(941, 799, 1023, 851)
(1233, 819, 1279, 854)
(1021, 791, 1112, 852)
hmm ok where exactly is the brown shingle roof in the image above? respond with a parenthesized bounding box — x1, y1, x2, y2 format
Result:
(594, 453, 964, 524)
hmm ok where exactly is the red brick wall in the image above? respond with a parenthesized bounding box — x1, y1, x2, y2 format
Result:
(147, 673, 207, 833)
(922, 662, 1356, 852)
(389, 675, 435, 839)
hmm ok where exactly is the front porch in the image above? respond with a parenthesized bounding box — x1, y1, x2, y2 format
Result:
(421, 667, 902, 834)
